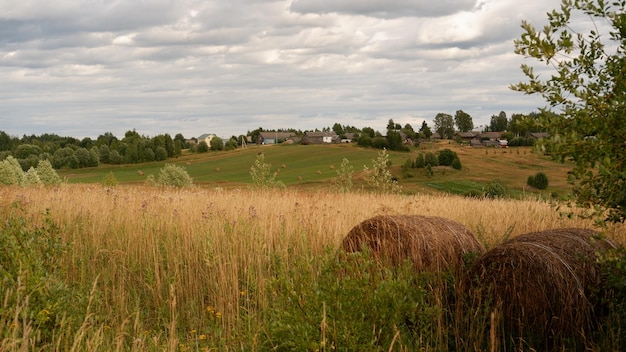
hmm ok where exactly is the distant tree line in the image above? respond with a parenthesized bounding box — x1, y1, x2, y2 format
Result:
(0, 109, 549, 170)
(0, 129, 185, 170)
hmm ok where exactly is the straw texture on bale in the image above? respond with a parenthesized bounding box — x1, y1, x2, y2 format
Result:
(466, 228, 617, 344)
(341, 215, 485, 272)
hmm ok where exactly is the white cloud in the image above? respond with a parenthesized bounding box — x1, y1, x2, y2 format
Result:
(0, 0, 569, 139)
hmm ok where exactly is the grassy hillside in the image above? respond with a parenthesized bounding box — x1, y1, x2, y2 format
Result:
(59, 141, 573, 197)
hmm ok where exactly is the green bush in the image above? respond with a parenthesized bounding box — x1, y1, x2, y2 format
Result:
(357, 135, 372, 147)
(158, 163, 193, 187)
(210, 137, 224, 151)
(483, 180, 507, 199)
(363, 149, 401, 194)
(595, 246, 626, 348)
(0, 205, 86, 345)
(425, 152, 439, 167)
(23, 167, 42, 186)
(333, 158, 354, 193)
(249, 153, 283, 190)
(451, 158, 462, 170)
(415, 154, 425, 168)
(36, 159, 62, 186)
(371, 136, 389, 149)
(438, 149, 458, 166)
(261, 249, 449, 351)
(197, 141, 209, 153)
(0, 156, 25, 185)
(101, 171, 118, 187)
(527, 172, 549, 189)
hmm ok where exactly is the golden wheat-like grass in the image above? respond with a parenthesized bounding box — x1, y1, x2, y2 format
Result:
(1, 184, 625, 349)
(341, 215, 485, 272)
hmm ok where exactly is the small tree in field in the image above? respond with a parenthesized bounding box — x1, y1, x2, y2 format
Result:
(210, 137, 224, 151)
(363, 149, 401, 194)
(158, 164, 193, 188)
(36, 159, 62, 186)
(250, 153, 282, 189)
(102, 171, 118, 187)
(0, 156, 25, 185)
(333, 158, 354, 193)
(527, 172, 549, 190)
(23, 167, 42, 186)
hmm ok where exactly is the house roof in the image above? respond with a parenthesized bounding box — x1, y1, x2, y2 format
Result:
(258, 132, 297, 139)
(197, 133, 216, 139)
(304, 131, 338, 137)
(456, 131, 479, 138)
(479, 132, 503, 140)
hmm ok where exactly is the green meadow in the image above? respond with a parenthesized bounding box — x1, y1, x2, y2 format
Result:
(59, 141, 573, 197)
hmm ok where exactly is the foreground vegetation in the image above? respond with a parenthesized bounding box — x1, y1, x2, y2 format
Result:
(2, 185, 625, 351)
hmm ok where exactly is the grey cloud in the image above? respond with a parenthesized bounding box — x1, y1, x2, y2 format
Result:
(289, 0, 476, 18)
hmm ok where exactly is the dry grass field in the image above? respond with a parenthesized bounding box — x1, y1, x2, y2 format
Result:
(1, 184, 625, 350)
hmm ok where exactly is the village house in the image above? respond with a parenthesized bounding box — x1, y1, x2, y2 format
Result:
(455, 131, 479, 143)
(301, 131, 339, 144)
(197, 133, 217, 145)
(256, 131, 298, 145)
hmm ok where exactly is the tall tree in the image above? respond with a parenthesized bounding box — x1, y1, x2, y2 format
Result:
(332, 123, 344, 136)
(433, 113, 455, 139)
(489, 111, 509, 132)
(419, 121, 433, 139)
(401, 123, 416, 139)
(454, 110, 474, 132)
(511, 0, 626, 222)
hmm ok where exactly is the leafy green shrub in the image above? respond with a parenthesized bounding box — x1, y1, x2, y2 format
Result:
(145, 174, 157, 186)
(527, 172, 549, 189)
(333, 158, 354, 193)
(425, 152, 439, 167)
(261, 250, 448, 351)
(36, 159, 62, 186)
(363, 149, 401, 194)
(197, 141, 209, 153)
(595, 246, 626, 347)
(438, 149, 458, 166)
(23, 167, 42, 186)
(483, 180, 507, 198)
(451, 158, 462, 170)
(357, 135, 372, 147)
(0, 156, 25, 185)
(158, 163, 193, 187)
(415, 154, 425, 168)
(210, 137, 224, 151)
(101, 171, 118, 187)
(371, 136, 389, 149)
(250, 153, 283, 189)
(0, 205, 86, 345)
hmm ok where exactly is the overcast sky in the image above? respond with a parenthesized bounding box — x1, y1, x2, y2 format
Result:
(0, 0, 561, 140)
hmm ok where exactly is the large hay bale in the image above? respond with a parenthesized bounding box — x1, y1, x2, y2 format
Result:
(466, 228, 617, 346)
(341, 215, 485, 272)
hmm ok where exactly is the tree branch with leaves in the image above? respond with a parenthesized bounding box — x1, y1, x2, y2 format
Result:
(511, 0, 626, 223)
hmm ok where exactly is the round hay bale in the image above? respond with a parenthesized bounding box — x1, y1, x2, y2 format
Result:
(465, 228, 617, 345)
(341, 215, 485, 272)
